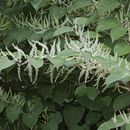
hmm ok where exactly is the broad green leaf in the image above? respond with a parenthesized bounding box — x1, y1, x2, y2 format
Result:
(95, 56, 114, 71)
(22, 113, 38, 129)
(52, 85, 69, 105)
(48, 112, 62, 130)
(97, 18, 119, 32)
(83, 31, 102, 39)
(105, 70, 128, 85)
(40, 124, 50, 130)
(85, 13, 98, 26)
(110, 26, 127, 42)
(86, 111, 101, 125)
(5, 28, 33, 43)
(75, 91, 105, 111)
(98, 114, 128, 130)
(39, 84, 53, 99)
(53, 26, 73, 37)
(15, 28, 33, 42)
(28, 57, 44, 69)
(69, 125, 90, 130)
(49, 6, 66, 19)
(47, 57, 65, 69)
(75, 17, 88, 26)
(43, 28, 55, 40)
(6, 105, 21, 122)
(29, 96, 43, 115)
(101, 96, 112, 106)
(125, 123, 130, 130)
(40, 112, 62, 130)
(114, 42, 130, 56)
(0, 56, 15, 71)
(43, 100, 55, 111)
(17, 122, 28, 130)
(102, 106, 114, 120)
(97, 0, 120, 15)
(113, 93, 130, 112)
(0, 101, 6, 113)
(81, 51, 92, 62)
(63, 105, 85, 127)
(56, 49, 79, 59)
(29, 31, 45, 41)
(64, 60, 79, 67)
(31, 0, 43, 11)
(68, 0, 91, 12)
(31, 0, 49, 11)
(75, 84, 99, 100)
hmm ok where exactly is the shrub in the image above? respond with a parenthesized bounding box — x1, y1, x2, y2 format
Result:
(0, 0, 130, 130)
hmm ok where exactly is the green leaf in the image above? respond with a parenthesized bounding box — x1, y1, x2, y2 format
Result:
(28, 57, 44, 69)
(53, 26, 73, 37)
(63, 105, 85, 127)
(125, 123, 130, 130)
(64, 60, 79, 67)
(110, 26, 127, 42)
(43, 28, 55, 40)
(0, 56, 15, 71)
(15, 28, 33, 42)
(75, 17, 88, 26)
(83, 31, 102, 39)
(97, 0, 120, 15)
(113, 93, 130, 112)
(105, 70, 125, 85)
(49, 49, 79, 68)
(5, 28, 33, 43)
(47, 57, 65, 69)
(56, 49, 79, 59)
(68, 0, 91, 12)
(40, 124, 50, 130)
(102, 106, 114, 120)
(39, 84, 53, 99)
(75, 85, 105, 111)
(0, 101, 6, 113)
(97, 18, 119, 32)
(95, 56, 114, 71)
(114, 42, 130, 56)
(98, 114, 127, 130)
(86, 111, 101, 125)
(49, 6, 66, 19)
(69, 125, 90, 130)
(29, 31, 45, 41)
(40, 112, 62, 130)
(75, 84, 99, 100)
(29, 96, 43, 115)
(52, 85, 69, 105)
(31, 0, 49, 11)
(101, 96, 112, 106)
(22, 113, 38, 129)
(81, 51, 92, 62)
(17, 122, 28, 130)
(6, 105, 21, 122)
(48, 112, 62, 130)
(43, 100, 55, 111)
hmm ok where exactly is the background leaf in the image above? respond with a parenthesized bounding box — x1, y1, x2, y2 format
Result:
(110, 26, 127, 42)
(114, 42, 130, 56)
(97, 0, 120, 15)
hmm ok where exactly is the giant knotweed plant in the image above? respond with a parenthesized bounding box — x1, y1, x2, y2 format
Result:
(1, 0, 130, 130)
(1, 24, 130, 90)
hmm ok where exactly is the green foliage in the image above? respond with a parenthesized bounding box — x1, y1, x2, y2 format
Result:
(0, 0, 130, 130)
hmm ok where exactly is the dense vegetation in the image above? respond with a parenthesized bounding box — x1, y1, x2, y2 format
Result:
(0, 0, 130, 129)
